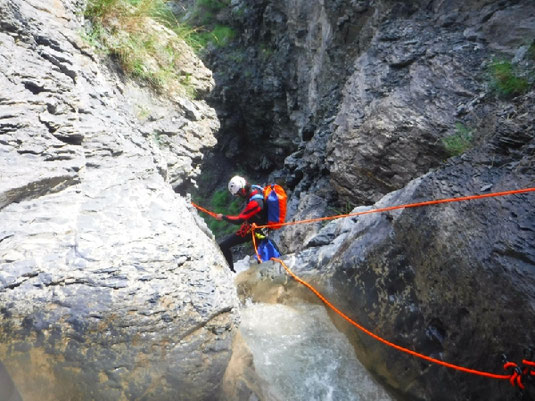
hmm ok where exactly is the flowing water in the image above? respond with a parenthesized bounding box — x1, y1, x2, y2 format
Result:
(239, 302, 394, 401)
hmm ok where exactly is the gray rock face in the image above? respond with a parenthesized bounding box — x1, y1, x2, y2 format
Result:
(285, 117, 535, 400)
(204, 0, 535, 202)
(326, 0, 535, 205)
(199, 1, 535, 400)
(0, 1, 237, 400)
(326, 21, 483, 204)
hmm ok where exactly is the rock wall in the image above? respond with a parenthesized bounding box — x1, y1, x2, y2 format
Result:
(0, 0, 238, 400)
(288, 126, 535, 400)
(203, 0, 535, 232)
(200, 0, 535, 400)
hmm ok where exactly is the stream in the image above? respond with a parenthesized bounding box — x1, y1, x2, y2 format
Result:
(239, 301, 394, 401)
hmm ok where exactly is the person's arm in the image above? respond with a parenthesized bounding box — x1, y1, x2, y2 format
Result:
(220, 199, 262, 225)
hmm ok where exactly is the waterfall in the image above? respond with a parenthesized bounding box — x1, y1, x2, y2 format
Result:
(239, 301, 394, 401)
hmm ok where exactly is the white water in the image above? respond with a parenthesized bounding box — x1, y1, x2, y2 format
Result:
(239, 302, 394, 401)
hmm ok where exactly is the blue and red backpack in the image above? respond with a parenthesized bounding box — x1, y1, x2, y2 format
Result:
(251, 184, 287, 229)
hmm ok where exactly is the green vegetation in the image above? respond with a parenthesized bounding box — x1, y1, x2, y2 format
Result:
(83, 0, 237, 91)
(211, 25, 236, 46)
(135, 104, 151, 120)
(194, 189, 243, 238)
(150, 131, 166, 148)
(488, 59, 531, 99)
(83, 0, 200, 97)
(194, 25, 236, 48)
(328, 200, 356, 219)
(443, 123, 473, 157)
(259, 43, 274, 59)
(185, 0, 236, 49)
(197, 0, 229, 11)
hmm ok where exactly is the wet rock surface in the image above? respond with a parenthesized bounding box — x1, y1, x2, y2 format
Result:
(200, 1, 535, 398)
(2, 0, 534, 400)
(284, 132, 535, 400)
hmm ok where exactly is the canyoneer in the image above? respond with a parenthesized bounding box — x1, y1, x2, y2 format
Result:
(216, 175, 281, 272)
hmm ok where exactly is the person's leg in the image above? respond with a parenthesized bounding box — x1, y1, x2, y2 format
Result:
(218, 232, 250, 272)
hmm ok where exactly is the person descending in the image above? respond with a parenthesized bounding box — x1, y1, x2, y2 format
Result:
(216, 175, 268, 272)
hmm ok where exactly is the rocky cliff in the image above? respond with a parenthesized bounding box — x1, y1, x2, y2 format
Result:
(0, 0, 238, 400)
(204, 0, 534, 199)
(1, 0, 534, 400)
(199, 0, 535, 400)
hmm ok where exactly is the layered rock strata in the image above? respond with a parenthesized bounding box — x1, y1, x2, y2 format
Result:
(0, 0, 237, 400)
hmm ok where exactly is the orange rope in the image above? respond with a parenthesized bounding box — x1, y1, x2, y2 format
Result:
(254, 187, 535, 230)
(191, 201, 218, 218)
(195, 188, 535, 383)
(265, 256, 511, 380)
(247, 187, 535, 383)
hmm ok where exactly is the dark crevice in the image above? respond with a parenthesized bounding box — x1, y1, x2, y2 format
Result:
(24, 80, 47, 95)
(17, 149, 41, 155)
(35, 36, 77, 82)
(5, 281, 25, 290)
(42, 120, 57, 134)
(0, 123, 25, 135)
(0, 174, 80, 211)
(52, 133, 84, 146)
(39, 50, 77, 82)
(4, 272, 38, 290)
(44, 278, 91, 288)
(0, 234, 14, 243)
(35, 35, 62, 53)
(176, 307, 234, 343)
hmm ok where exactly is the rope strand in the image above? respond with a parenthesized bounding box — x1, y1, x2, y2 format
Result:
(194, 187, 535, 385)
(191, 201, 218, 218)
(270, 257, 511, 381)
(254, 187, 535, 230)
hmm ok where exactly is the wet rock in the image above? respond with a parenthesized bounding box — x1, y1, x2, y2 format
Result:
(288, 133, 535, 400)
(0, 361, 22, 401)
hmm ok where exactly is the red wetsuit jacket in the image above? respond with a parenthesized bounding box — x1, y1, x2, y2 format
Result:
(223, 187, 266, 226)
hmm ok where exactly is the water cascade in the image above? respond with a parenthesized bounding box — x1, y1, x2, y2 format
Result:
(239, 301, 394, 401)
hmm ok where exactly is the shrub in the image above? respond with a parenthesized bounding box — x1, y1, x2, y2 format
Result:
(197, 0, 229, 10)
(443, 123, 473, 157)
(210, 25, 236, 46)
(181, 0, 235, 49)
(189, 25, 236, 49)
(211, 189, 230, 209)
(193, 189, 244, 238)
(489, 59, 530, 98)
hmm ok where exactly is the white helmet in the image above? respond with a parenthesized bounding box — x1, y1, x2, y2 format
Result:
(228, 175, 247, 196)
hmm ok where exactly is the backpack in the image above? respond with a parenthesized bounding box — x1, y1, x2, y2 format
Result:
(251, 184, 287, 229)
(257, 238, 281, 261)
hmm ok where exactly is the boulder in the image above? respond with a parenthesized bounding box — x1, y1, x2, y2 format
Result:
(0, 0, 237, 400)
(288, 128, 535, 400)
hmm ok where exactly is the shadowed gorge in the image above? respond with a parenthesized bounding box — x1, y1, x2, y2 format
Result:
(1, 0, 534, 400)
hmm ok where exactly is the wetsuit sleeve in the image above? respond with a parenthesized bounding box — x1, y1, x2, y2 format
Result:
(223, 199, 262, 225)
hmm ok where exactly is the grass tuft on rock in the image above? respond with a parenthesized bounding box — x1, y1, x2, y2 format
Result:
(83, 0, 200, 97)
